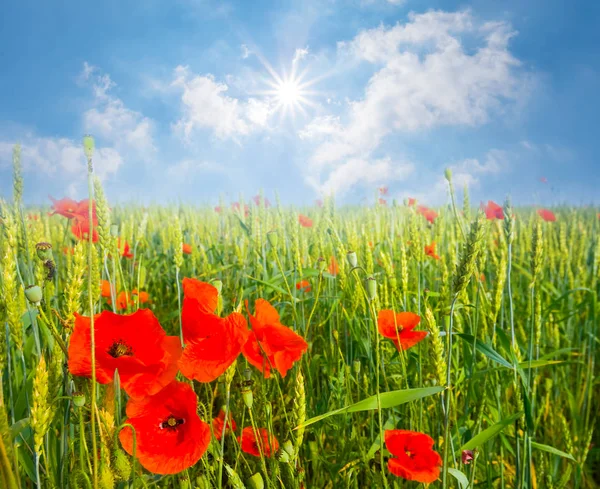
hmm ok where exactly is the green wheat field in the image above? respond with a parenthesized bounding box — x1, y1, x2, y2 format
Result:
(0, 139, 598, 488)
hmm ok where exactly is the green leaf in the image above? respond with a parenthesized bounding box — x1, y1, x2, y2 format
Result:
(456, 333, 513, 368)
(448, 468, 470, 489)
(531, 442, 576, 462)
(518, 359, 566, 369)
(461, 412, 522, 451)
(296, 386, 444, 430)
(246, 275, 293, 298)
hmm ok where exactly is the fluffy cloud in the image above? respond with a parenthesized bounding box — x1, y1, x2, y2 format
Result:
(171, 66, 273, 141)
(302, 10, 529, 196)
(81, 63, 155, 157)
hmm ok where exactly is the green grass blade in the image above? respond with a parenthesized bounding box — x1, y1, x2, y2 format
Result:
(460, 412, 522, 451)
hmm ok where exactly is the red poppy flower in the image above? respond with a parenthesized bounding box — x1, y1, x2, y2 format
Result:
(385, 429, 442, 483)
(417, 205, 437, 224)
(62, 246, 75, 255)
(298, 214, 313, 228)
(378, 198, 387, 206)
(68, 309, 181, 398)
(239, 427, 279, 458)
(178, 278, 249, 382)
(182, 243, 193, 255)
(295, 280, 311, 293)
(49, 197, 97, 223)
(483, 201, 504, 220)
(119, 380, 210, 475)
(212, 409, 237, 441)
(379, 186, 388, 195)
(101, 280, 112, 299)
(242, 299, 308, 378)
(537, 208, 556, 222)
(71, 217, 99, 243)
(252, 195, 271, 208)
(407, 198, 416, 207)
(132, 289, 150, 304)
(214, 206, 223, 213)
(232, 202, 250, 217)
(377, 310, 427, 351)
(540, 177, 548, 184)
(121, 240, 134, 259)
(328, 256, 339, 276)
(424, 242, 440, 260)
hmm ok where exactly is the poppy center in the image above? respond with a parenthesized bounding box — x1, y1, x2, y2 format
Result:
(107, 340, 133, 358)
(159, 415, 185, 430)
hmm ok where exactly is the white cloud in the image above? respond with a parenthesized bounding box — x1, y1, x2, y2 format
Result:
(0, 136, 122, 184)
(81, 64, 155, 157)
(306, 156, 414, 197)
(166, 159, 226, 181)
(171, 65, 273, 141)
(301, 10, 529, 196)
(240, 44, 252, 59)
(293, 47, 310, 65)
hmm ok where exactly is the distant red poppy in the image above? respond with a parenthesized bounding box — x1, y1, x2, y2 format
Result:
(242, 299, 308, 378)
(101, 280, 112, 299)
(121, 240, 134, 259)
(377, 310, 427, 351)
(540, 177, 548, 184)
(132, 289, 150, 304)
(252, 195, 271, 208)
(316, 199, 323, 208)
(212, 409, 236, 441)
(378, 198, 387, 206)
(328, 256, 339, 276)
(417, 205, 437, 224)
(424, 242, 440, 260)
(182, 243, 193, 255)
(178, 278, 249, 382)
(62, 246, 75, 255)
(232, 202, 250, 217)
(299, 214, 313, 227)
(483, 201, 504, 220)
(119, 380, 210, 475)
(385, 429, 442, 483)
(68, 310, 181, 398)
(71, 218, 99, 243)
(462, 449, 474, 465)
(296, 280, 311, 293)
(379, 186, 388, 196)
(239, 427, 279, 458)
(214, 206, 223, 213)
(537, 208, 556, 222)
(407, 198, 416, 207)
(27, 213, 39, 221)
(115, 291, 130, 310)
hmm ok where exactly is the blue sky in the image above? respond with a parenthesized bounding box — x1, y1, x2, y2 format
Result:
(1, 0, 598, 207)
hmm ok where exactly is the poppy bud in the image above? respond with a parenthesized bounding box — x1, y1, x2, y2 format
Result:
(366, 276, 377, 301)
(110, 224, 119, 237)
(462, 449, 474, 465)
(212, 279, 223, 294)
(72, 391, 86, 408)
(282, 439, 295, 457)
(444, 167, 452, 182)
(36, 242, 53, 261)
(247, 473, 264, 489)
(25, 285, 43, 305)
(267, 230, 278, 248)
(83, 134, 95, 160)
(346, 251, 357, 268)
(317, 257, 327, 273)
(353, 359, 361, 375)
(178, 475, 191, 489)
(242, 387, 253, 409)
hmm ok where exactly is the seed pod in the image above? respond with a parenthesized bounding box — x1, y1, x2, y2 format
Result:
(247, 473, 265, 489)
(83, 134, 95, 160)
(72, 392, 86, 408)
(346, 250, 358, 268)
(35, 242, 53, 261)
(366, 276, 377, 301)
(25, 285, 43, 305)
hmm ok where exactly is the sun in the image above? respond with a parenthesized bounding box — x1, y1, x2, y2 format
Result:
(276, 79, 301, 106)
(253, 53, 324, 121)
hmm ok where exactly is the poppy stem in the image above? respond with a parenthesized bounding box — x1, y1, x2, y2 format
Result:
(442, 296, 458, 488)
